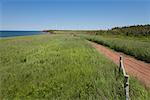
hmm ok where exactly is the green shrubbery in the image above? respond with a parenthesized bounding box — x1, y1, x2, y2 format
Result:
(85, 24, 150, 36)
(81, 34, 150, 63)
(111, 24, 150, 36)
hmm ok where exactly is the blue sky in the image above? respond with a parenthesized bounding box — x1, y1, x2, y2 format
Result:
(0, 0, 150, 30)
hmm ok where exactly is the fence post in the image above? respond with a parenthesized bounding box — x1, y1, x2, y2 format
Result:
(119, 56, 122, 73)
(119, 55, 130, 100)
(125, 75, 130, 100)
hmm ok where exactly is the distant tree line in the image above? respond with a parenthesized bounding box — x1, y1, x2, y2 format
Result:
(110, 24, 150, 36)
(44, 24, 150, 36)
(86, 24, 150, 36)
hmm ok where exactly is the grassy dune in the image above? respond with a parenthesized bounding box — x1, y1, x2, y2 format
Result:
(80, 34, 150, 63)
(0, 34, 149, 99)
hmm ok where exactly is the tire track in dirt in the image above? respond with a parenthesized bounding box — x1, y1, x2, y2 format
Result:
(89, 41, 150, 88)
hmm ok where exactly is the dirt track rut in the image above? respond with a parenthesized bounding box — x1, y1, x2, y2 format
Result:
(90, 41, 150, 88)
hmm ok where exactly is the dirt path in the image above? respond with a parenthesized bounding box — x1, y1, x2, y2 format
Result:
(90, 41, 150, 88)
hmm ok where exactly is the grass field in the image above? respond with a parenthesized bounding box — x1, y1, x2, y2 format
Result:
(0, 34, 149, 99)
(80, 34, 150, 63)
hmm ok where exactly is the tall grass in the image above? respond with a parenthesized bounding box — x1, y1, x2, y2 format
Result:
(80, 34, 150, 63)
(0, 34, 149, 99)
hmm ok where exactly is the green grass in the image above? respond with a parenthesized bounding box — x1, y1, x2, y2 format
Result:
(80, 34, 150, 63)
(0, 34, 149, 99)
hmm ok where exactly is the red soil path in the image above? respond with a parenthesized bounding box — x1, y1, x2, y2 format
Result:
(90, 41, 150, 88)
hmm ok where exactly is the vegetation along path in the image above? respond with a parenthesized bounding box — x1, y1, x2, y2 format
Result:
(90, 41, 150, 88)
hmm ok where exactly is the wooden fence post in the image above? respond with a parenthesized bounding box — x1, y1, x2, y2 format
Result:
(125, 75, 130, 100)
(119, 56, 122, 73)
(119, 55, 130, 100)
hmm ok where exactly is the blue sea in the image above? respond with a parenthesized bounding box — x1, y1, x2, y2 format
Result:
(0, 31, 46, 38)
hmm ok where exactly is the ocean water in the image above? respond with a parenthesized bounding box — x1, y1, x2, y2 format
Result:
(0, 31, 46, 38)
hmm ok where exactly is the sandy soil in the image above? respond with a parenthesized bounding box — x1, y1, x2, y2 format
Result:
(90, 41, 150, 88)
